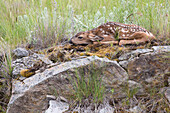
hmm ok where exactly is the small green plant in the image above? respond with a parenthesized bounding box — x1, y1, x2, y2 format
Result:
(122, 83, 139, 106)
(111, 88, 114, 93)
(70, 64, 105, 104)
(0, 105, 6, 113)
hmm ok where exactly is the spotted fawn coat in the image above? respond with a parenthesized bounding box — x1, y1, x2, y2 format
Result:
(69, 22, 156, 45)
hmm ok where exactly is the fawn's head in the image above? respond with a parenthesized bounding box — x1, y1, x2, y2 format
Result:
(69, 31, 103, 45)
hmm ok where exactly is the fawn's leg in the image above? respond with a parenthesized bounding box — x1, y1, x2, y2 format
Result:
(119, 32, 155, 45)
(93, 41, 119, 45)
(119, 38, 148, 45)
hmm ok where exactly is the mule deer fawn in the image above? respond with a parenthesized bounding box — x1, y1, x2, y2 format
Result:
(69, 22, 156, 46)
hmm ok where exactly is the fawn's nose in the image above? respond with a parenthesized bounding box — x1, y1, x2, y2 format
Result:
(69, 39, 73, 44)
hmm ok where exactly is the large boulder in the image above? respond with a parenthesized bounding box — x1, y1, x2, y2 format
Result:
(7, 56, 128, 113)
(128, 52, 169, 80)
(127, 50, 170, 89)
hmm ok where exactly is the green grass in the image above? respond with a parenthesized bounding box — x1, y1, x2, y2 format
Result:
(0, 0, 169, 49)
(70, 65, 105, 104)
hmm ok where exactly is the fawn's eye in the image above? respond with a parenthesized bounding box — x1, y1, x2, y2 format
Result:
(78, 37, 83, 39)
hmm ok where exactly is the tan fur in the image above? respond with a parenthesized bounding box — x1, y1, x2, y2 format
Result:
(70, 22, 156, 45)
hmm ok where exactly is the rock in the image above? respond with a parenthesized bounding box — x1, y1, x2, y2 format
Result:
(128, 80, 142, 89)
(98, 103, 114, 113)
(45, 100, 69, 113)
(38, 55, 53, 65)
(152, 46, 170, 52)
(118, 49, 153, 70)
(73, 99, 115, 113)
(164, 88, 170, 103)
(46, 95, 56, 101)
(127, 80, 144, 94)
(128, 51, 170, 88)
(7, 56, 128, 113)
(45, 95, 69, 113)
(119, 60, 128, 69)
(129, 106, 142, 113)
(118, 49, 153, 61)
(12, 53, 53, 76)
(57, 96, 68, 103)
(12, 48, 29, 58)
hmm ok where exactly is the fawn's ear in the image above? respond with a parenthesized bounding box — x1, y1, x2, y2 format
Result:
(88, 33, 104, 42)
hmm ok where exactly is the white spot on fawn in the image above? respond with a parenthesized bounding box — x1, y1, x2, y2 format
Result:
(132, 29, 136, 32)
(103, 34, 109, 37)
(150, 33, 153, 36)
(111, 30, 115, 33)
(145, 31, 149, 35)
(121, 28, 128, 33)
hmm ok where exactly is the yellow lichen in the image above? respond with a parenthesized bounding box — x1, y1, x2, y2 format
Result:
(79, 52, 85, 56)
(113, 59, 119, 61)
(77, 45, 130, 60)
(20, 69, 35, 77)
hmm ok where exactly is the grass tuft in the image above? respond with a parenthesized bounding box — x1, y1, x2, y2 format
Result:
(70, 64, 105, 104)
